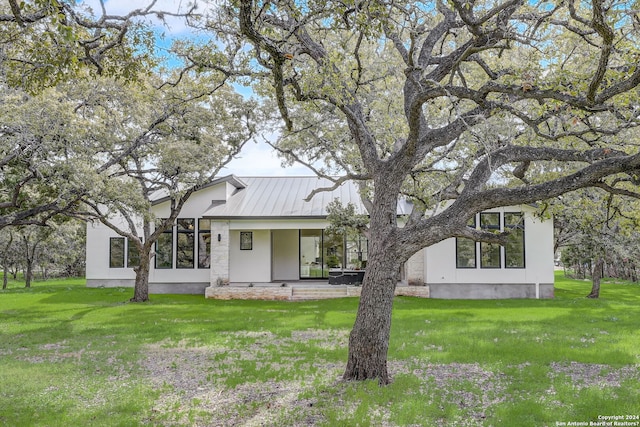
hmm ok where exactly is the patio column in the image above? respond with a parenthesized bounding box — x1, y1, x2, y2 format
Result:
(210, 221, 230, 285)
(406, 248, 426, 286)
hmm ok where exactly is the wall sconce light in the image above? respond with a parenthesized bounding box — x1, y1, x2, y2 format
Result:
(217, 234, 221, 242)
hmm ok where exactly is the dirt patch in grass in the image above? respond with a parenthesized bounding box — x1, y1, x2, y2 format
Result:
(141, 331, 345, 426)
(392, 361, 507, 425)
(142, 336, 507, 426)
(140, 336, 640, 426)
(549, 361, 640, 389)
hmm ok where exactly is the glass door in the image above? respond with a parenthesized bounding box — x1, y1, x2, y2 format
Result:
(323, 231, 344, 276)
(299, 230, 353, 278)
(300, 230, 323, 278)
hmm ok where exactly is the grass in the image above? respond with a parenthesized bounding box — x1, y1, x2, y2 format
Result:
(1, 273, 639, 426)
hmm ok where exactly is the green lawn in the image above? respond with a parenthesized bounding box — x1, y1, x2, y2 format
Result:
(1, 273, 639, 426)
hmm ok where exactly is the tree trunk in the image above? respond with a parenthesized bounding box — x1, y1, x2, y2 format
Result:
(2, 264, 7, 289)
(25, 260, 33, 288)
(587, 257, 604, 298)
(343, 179, 403, 385)
(343, 250, 399, 384)
(130, 251, 151, 302)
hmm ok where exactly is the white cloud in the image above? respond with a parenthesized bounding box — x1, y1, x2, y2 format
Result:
(222, 139, 314, 177)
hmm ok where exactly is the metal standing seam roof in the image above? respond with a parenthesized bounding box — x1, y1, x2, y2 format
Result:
(202, 176, 369, 218)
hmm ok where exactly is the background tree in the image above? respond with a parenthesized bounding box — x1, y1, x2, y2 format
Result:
(0, 220, 85, 288)
(1, 0, 256, 300)
(0, 83, 90, 229)
(204, 0, 640, 383)
(0, 0, 166, 92)
(549, 189, 640, 297)
(0, 0, 180, 229)
(74, 72, 255, 302)
(0, 228, 20, 289)
(16, 224, 53, 287)
(36, 220, 86, 279)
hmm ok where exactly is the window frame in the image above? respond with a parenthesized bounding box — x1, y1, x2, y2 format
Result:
(127, 237, 141, 268)
(176, 218, 195, 269)
(197, 219, 211, 269)
(480, 212, 502, 269)
(154, 220, 173, 269)
(455, 215, 477, 269)
(109, 237, 125, 268)
(240, 231, 253, 250)
(504, 212, 526, 269)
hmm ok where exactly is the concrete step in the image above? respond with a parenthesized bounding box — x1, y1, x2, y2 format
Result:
(290, 287, 349, 300)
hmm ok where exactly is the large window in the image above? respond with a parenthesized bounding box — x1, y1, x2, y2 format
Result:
(177, 219, 195, 269)
(345, 235, 368, 270)
(455, 212, 527, 270)
(148, 218, 210, 270)
(505, 213, 525, 268)
(127, 237, 141, 268)
(480, 213, 501, 268)
(456, 216, 477, 268)
(198, 219, 211, 268)
(155, 220, 173, 269)
(109, 237, 125, 268)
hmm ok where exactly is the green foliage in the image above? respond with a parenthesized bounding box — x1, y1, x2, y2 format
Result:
(230, 0, 640, 227)
(0, 1, 157, 93)
(548, 187, 640, 282)
(325, 200, 368, 236)
(1, 272, 639, 425)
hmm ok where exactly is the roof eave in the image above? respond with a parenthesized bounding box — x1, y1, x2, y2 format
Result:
(150, 174, 247, 206)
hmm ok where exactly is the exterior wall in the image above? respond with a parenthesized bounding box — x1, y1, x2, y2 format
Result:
(424, 207, 554, 299)
(427, 283, 553, 299)
(272, 229, 299, 281)
(86, 182, 231, 292)
(85, 278, 209, 294)
(86, 177, 555, 300)
(86, 221, 136, 283)
(151, 186, 223, 219)
(86, 215, 211, 291)
(229, 229, 271, 283)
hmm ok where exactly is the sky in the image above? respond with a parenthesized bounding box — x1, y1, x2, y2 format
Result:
(79, 0, 313, 177)
(221, 140, 312, 177)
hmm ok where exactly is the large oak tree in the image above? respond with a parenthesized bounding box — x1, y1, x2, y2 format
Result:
(199, 0, 640, 383)
(0, 0, 168, 228)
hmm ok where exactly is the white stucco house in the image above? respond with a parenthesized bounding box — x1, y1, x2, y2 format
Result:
(85, 175, 555, 299)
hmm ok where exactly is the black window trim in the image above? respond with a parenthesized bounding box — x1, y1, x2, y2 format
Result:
(504, 212, 526, 269)
(480, 212, 502, 269)
(154, 220, 173, 270)
(197, 218, 212, 269)
(176, 218, 195, 269)
(126, 236, 142, 268)
(455, 214, 477, 269)
(109, 237, 125, 269)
